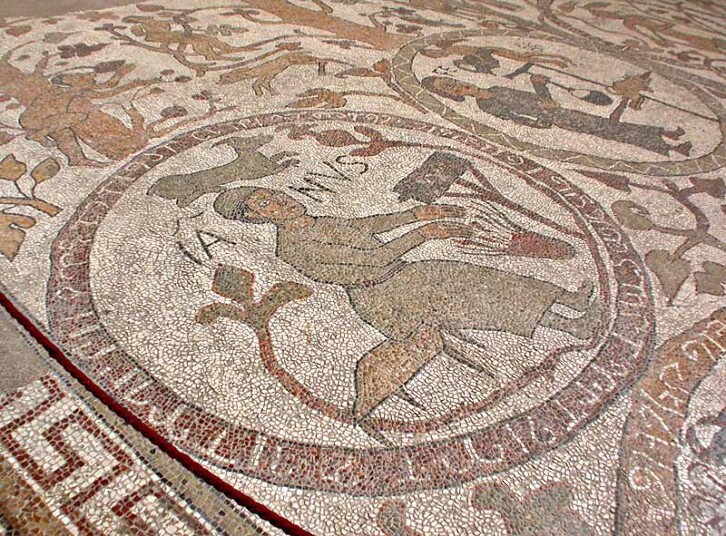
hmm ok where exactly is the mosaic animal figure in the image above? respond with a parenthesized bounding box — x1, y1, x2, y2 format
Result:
(218, 53, 349, 96)
(147, 135, 298, 207)
(0, 51, 159, 167)
(123, 16, 247, 60)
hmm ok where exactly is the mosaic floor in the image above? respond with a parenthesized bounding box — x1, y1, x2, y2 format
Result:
(0, 0, 724, 534)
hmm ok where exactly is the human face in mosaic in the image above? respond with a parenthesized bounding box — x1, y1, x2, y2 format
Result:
(244, 188, 307, 224)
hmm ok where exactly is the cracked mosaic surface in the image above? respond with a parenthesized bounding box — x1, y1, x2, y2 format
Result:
(0, 0, 724, 534)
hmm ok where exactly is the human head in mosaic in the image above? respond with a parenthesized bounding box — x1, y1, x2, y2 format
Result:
(214, 187, 306, 225)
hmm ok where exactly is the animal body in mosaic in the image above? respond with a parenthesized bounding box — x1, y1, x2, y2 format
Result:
(149, 135, 299, 207)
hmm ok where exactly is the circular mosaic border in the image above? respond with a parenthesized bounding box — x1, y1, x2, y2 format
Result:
(47, 110, 655, 495)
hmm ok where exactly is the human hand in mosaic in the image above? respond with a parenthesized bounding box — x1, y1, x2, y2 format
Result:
(417, 220, 474, 239)
(420, 69, 691, 156)
(411, 203, 466, 220)
(398, 28, 726, 175)
(0, 0, 723, 534)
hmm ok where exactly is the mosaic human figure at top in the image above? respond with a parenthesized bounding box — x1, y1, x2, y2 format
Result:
(422, 74, 691, 157)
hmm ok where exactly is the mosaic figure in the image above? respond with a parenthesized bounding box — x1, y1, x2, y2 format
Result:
(213, 186, 601, 419)
(0, 0, 723, 534)
(421, 75, 692, 156)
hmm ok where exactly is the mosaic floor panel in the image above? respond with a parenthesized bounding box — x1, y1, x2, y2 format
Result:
(0, 0, 724, 534)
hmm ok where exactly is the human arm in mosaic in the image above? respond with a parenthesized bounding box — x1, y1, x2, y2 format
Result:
(282, 222, 475, 285)
(348, 205, 466, 234)
(278, 229, 425, 286)
(346, 211, 417, 234)
(309, 230, 426, 269)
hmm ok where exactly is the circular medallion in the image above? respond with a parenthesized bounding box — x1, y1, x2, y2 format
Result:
(392, 28, 726, 175)
(48, 111, 654, 495)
